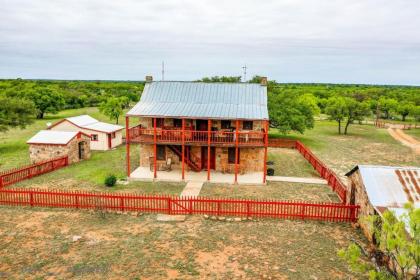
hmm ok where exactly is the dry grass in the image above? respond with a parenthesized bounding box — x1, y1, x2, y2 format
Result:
(200, 182, 340, 203)
(0, 206, 367, 279)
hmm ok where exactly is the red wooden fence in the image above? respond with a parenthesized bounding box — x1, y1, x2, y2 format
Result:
(294, 141, 347, 204)
(0, 157, 68, 188)
(0, 188, 359, 222)
(267, 138, 297, 148)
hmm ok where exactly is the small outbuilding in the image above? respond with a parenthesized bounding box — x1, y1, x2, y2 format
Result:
(49, 115, 123, 150)
(346, 165, 419, 239)
(27, 130, 91, 164)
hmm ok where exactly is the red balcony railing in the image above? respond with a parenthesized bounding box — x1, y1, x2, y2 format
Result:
(128, 126, 266, 146)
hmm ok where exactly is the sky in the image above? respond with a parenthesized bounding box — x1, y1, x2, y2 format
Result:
(1, 0, 420, 85)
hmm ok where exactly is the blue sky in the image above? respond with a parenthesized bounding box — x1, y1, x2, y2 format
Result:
(1, 0, 420, 85)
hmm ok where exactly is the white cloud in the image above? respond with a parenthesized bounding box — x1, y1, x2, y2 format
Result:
(0, 0, 419, 84)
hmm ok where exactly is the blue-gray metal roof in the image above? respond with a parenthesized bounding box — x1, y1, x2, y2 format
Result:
(126, 81, 268, 120)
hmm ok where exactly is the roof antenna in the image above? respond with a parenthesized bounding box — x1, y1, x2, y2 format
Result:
(161, 61, 165, 81)
(242, 64, 247, 82)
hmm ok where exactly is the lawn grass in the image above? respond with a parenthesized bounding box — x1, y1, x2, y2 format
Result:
(0, 107, 124, 171)
(270, 121, 419, 176)
(268, 147, 320, 177)
(200, 182, 340, 203)
(404, 128, 420, 140)
(0, 206, 367, 279)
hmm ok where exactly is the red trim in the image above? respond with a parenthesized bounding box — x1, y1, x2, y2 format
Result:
(207, 119, 211, 181)
(234, 120, 239, 183)
(263, 121, 268, 184)
(153, 118, 157, 179)
(126, 117, 130, 177)
(49, 119, 124, 134)
(182, 119, 185, 180)
(107, 133, 112, 149)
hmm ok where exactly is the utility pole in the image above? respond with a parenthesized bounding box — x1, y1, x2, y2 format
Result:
(161, 61, 165, 81)
(242, 65, 247, 82)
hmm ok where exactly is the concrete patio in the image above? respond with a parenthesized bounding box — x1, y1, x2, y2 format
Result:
(129, 166, 265, 185)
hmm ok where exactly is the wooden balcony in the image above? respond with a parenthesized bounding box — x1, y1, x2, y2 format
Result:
(127, 125, 266, 147)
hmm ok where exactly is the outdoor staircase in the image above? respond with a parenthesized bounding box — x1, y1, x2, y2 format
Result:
(168, 145, 201, 172)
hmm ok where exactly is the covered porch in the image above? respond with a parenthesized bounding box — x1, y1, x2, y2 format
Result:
(129, 166, 265, 185)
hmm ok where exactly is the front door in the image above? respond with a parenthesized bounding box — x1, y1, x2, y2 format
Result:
(107, 134, 112, 149)
(201, 147, 215, 170)
(78, 142, 84, 160)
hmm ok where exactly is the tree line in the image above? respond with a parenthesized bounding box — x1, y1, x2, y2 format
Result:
(0, 79, 143, 131)
(1, 77, 419, 134)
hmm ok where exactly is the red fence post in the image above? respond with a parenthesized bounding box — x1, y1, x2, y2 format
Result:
(167, 197, 172, 215)
(0, 176, 3, 188)
(29, 191, 34, 207)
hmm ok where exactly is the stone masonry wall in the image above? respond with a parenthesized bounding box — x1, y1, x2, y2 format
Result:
(29, 135, 91, 165)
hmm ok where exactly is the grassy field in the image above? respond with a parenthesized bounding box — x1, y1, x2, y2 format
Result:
(0, 107, 124, 171)
(270, 121, 419, 176)
(201, 182, 340, 203)
(405, 128, 420, 140)
(268, 147, 320, 177)
(0, 206, 367, 279)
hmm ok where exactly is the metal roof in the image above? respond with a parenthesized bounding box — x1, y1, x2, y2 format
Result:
(349, 165, 420, 209)
(65, 115, 123, 133)
(126, 81, 268, 120)
(27, 130, 79, 145)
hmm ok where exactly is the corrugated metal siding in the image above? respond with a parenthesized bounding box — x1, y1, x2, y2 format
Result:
(127, 82, 268, 120)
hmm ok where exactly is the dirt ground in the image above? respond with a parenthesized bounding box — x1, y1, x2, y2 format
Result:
(387, 128, 420, 155)
(0, 206, 368, 279)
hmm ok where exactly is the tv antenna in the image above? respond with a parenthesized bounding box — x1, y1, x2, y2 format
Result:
(161, 61, 165, 81)
(242, 65, 247, 82)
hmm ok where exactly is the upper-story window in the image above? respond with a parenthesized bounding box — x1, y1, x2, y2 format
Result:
(173, 119, 182, 128)
(221, 120, 231, 129)
(242, 121, 253, 130)
(154, 118, 164, 128)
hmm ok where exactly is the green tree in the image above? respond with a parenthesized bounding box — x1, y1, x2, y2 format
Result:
(397, 102, 415, 121)
(24, 88, 65, 119)
(379, 97, 399, 119)
(343, 99, 371, 134)
(325, 96, 347, 134)
(268, 91, 317, 134)
(0, 96, 36, 132)
(197, 76, 241, 83)
(339, 205, 420, 279)
(99, 97, 124, 124)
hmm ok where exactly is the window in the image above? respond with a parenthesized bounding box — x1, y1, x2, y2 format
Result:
(154, 118, 164, 128)
(111, 132, 116, 139)
(242, 121, 253, 130)
(221, 120, 231, 129)
(173, 119, 182, 128)
(228, 147, 240, 164)
(91, 134, 98, 141)
(157, 145, 166, 160)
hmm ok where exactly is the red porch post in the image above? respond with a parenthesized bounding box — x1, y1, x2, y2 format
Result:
(153, 118, 157, 179)
(182, 119, 185, 180)
(207, 119, 211, 181)
(125, 116, 130, 177)
(263, 120, 269, 184)
(234, 120, 239, 184)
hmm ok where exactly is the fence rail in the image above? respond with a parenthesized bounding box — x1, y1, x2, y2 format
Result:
(294, 141, 347, 204)
(0, 188, 359, 222)
(0, 157, 68, 188)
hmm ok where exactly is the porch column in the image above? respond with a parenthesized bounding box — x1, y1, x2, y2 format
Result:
(207, 119, 211, 181)
(263, 120, 269, 184)
(234, 120, 239, 184)
(125, 116, 130, 177)
(182, 119, 185, 180)
(153, 118, 157, 179)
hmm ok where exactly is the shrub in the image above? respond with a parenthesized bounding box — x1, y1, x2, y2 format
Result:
(104, 175, 117, 187)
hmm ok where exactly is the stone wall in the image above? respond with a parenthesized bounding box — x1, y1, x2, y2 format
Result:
(29, 135, 91, 165)
(347, 170, 376, 241)
(139, 144, 264, 174)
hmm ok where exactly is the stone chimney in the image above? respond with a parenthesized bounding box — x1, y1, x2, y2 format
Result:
(260, 77, 267, 86)
(145, 75, 153, 83)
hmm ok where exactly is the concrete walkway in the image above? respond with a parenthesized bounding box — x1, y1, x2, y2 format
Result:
(156, 180, 204, 222)
(267, 176, 327, 185)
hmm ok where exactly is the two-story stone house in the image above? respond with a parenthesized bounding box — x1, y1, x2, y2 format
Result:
(125, 76, 269, 184)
